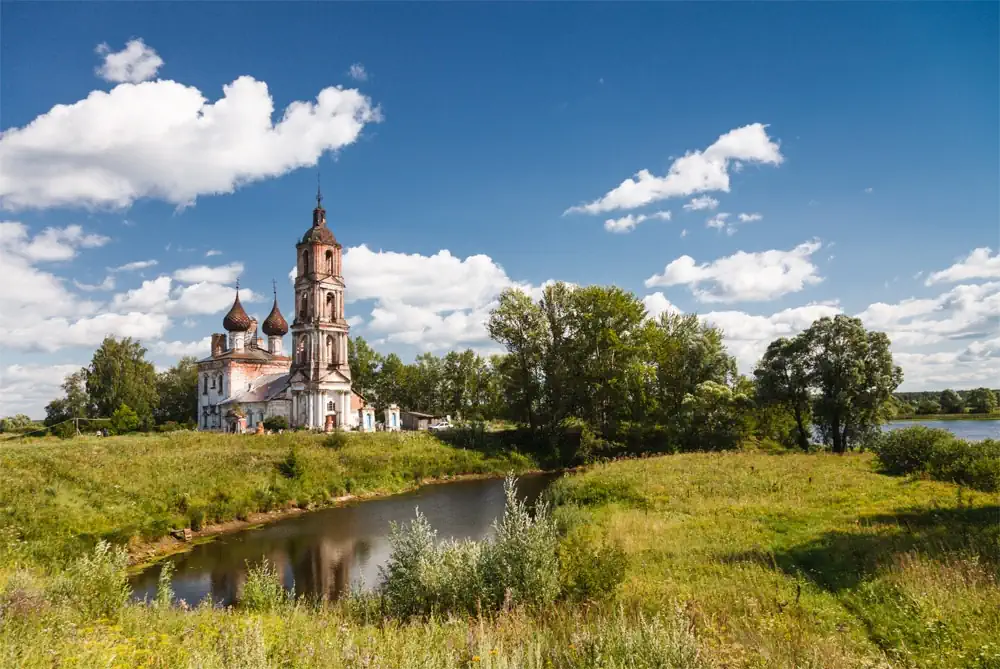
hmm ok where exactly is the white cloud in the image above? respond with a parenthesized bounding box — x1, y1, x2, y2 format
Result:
(864, 187, 873, 194)
(95, 38, 164, 84)
(150, 336, 212, 357)
(737, 212, 762, 223)
(4, 312, 171, 354)
(0, 364, 84, 418)
(645, 240, 823, 303)
(706, 212, 730, 230)
(205, 249, 221, 257)
(925, 247, 1000, 285)
(73, 276, 116, 292)
(564, 123, 782, 215)
(109, 259, 157, 273)
(680, 229, 688, 238)
(0, 222, 109, 262)
(348, 63, 368, 81)
(683, 196, 719, 211)
(642, 292, 683, 320)
(0, 73, 381, 210)
(603, 210, 671, 233)
(173, 262, 243, 284)
(111, 275, 258, 317)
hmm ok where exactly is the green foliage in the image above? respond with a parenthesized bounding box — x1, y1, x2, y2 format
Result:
(154, 561, 174, 609)
(755, 337, 813, 449)
(277, 448, 305, 480)
(50, 540, 130, 619)
(51, 421, 78, 439)
(939, 389, 965, 414)
(86, 336, 159, 427)
(916, 398, 941, 415)
(154, 356, 199, 424)
(262, 415, 288, 431)
(378, 475, 559, 617)
(323, 429, 349, 449)
(240, 559, 289, 612)
(0, 414, 34, 433)
(557, 530, 627, 602)
(967, 387, 999, 414)
(873, 426, 1000, 492)
(44, 367, 91, 426)
(109, 403, 141, 435)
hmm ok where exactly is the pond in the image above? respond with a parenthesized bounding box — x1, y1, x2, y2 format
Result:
(883, 419, 1000, 441)
(129, 474, 558, 607)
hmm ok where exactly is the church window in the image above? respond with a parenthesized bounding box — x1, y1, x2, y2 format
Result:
(210, 376, 216, 389)
(300, 250, 310, 276)
(218, 374, 223, 394)
(203, 375, 208, 395)
(326, 335, 335, 363)
(327, 401, 334, 411)
(296, 337, 306, 364)
(326, 293, 334, 320)
(325, 250, 334, 275)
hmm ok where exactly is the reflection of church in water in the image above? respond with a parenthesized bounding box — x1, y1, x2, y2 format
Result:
(196, 189, 394, 432)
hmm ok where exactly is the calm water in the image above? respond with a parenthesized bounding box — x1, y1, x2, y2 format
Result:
(884, 419, 1000, 441)
(129, 474, 557, 606)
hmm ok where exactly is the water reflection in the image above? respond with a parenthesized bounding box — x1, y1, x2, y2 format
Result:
(130, 474, 556, 606)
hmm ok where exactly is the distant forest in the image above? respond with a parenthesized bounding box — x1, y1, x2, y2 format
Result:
(894, 390, 1000, 404)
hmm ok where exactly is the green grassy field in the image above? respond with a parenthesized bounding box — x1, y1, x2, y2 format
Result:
(0, 431, 535, 566)
(1, 437, 997, 668)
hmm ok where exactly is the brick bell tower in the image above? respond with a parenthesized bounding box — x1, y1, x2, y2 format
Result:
(288, 183, 353, 429)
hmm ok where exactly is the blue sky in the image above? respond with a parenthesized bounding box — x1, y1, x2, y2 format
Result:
(1, 2, 998, 417)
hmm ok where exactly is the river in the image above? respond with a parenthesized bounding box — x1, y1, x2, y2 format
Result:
(129, 473, 558, 606)
(883, 419, 1000, 441)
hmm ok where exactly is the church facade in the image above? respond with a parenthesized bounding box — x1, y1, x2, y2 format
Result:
(196, 193, 383, 433)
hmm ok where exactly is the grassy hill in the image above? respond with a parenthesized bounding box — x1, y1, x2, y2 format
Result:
(1, 436, 997, 668)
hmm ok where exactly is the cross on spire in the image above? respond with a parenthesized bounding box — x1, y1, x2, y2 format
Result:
(316, 172, 323, 208)
(272, 279, 277, 298)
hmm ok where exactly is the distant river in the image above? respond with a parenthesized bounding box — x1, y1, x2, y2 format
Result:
(883, 419, 1000, 441)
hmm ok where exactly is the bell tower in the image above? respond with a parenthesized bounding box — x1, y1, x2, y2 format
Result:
(288, 183, 353, 429)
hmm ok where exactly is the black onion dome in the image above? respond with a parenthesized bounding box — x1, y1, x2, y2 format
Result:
(222, 292, 252, 332)
(262, 298, 288, 336)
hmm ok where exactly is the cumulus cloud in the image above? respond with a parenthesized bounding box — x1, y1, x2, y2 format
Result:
(0, 364, 85, 418)
(642, 292, 683, 320)
(925, 247, 1000, 285)
(109, 259, 157, 272)
(4, 312, 171, 354)
(0, 74, 381, 210)
(0, 222, 109, 262)
(564, 123, 782, 215)
(603, 210, 671, 233)
(737, 212, 762, 223)
(95, 38, 164, 83)
(348, 63, 368, 81)
(150, 336, 212, 357)
(111, 274, 258, 316)
(683, 196, 719, 211)
(173, 262, 243, 284)
(645, 240, 823, 303)
(205, 249, 221, 257)
(73, 276, 116, 292)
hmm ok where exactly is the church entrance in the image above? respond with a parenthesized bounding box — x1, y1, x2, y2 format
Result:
(325, 413, 336, 432)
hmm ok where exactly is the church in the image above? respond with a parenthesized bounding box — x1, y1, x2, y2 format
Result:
(196, 191, 397, 433)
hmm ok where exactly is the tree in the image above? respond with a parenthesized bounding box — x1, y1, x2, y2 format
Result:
(754, 336, 813, 450)
(915, 398, 941, 415)
(375, 353, 407, 411)
(109, 403, 140, 435)
(967, 387, 998, 414)
(86, 337, 159, 426)
(487, 289, 546, 429)
(348, 336, 384, 401)
(803, 315, 902, 453)
(154, 356, 198, 425)
(938, 389, 964, 414)
(44, 368, 92, 426)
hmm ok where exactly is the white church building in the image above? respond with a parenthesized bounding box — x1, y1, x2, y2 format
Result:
(196, 191, 399, 433)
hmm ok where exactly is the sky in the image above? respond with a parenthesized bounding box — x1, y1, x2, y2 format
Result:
(1, 2, 998, 418)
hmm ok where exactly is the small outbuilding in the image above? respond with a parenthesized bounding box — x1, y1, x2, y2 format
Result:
(400, 411, 446, 431)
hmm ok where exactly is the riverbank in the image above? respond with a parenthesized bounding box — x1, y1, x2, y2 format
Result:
(892, 413, 1000, 421)
(0, 430, 536, 568)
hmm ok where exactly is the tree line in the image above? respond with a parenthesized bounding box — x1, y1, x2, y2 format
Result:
(17, 282, 913, 456)
(890, 388, 999, 416)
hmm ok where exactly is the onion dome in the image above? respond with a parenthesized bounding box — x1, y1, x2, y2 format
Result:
(262, 295, 288, 336)
(222, 290, 252, 332)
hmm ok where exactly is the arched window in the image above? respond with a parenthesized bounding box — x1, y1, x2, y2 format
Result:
(300, 294, 308, 320)
(203, 375, 208, 395)
(327, 400, 334, 411)
(218, 374, 223, 395)
(300, 250, 310, 276)
(296, 337, 306, 364)
(326, 335, 335, 363)
(326, 293, 334, 320)
(325, 250, 334, 275)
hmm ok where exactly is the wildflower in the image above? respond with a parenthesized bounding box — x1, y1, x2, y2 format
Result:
(490, 648, 498, 655)
(473, 656, 481, 662)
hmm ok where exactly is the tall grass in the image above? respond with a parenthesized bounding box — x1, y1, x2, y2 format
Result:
(0, 430, 535, 566)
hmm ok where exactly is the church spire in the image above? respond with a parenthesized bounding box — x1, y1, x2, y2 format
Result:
(312, 173, 327, 228)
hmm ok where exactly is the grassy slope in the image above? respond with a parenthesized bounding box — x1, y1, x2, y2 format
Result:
(0, 431, 534, 566)
(550, 452, 1000, 668)
(2, 448, 998, 668)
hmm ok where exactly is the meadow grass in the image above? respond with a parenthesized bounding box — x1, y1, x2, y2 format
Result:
(1, 445, 998, 668)
(0, 430, 535, 566)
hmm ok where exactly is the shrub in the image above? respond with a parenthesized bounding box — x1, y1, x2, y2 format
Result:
(558, 530, 628, 602)
(324, 429, 349, 449)
(110, 403, 140, 435)
(377, 475, 559, 617)
(188, 507, 206, 531)
(874, 427, 1000, 492)
(277, 448, 305, 480)
(873, 426, 958, 475)
(240, 559, 289, 611)
(263, 415, 289, 431)
(50, 541, 131, 618)
(154, 561, 175, 608)
(547, 475, 646, 508)
(51, 421, 78, 439)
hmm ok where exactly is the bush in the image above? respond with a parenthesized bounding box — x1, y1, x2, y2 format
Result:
(324, 429, 349, 449)
(558, 530, 627, 602)
(51, 421, 78, 439)
(263, 415, 289, 431)
(50, 541, 131, 618)
(110, 403, 140, 435)
(277, 448, 305, 480)
(874, 427, 1000, 492)
(240, 559, 289, 611)
(377, 475, 559, 617)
